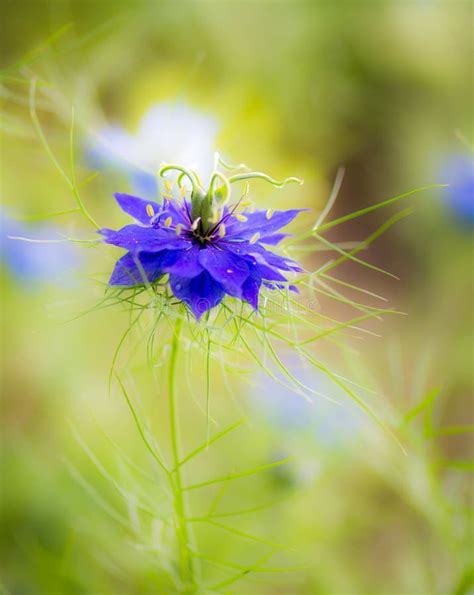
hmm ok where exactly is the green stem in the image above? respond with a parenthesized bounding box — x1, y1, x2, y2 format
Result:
(228, 172, 303, 187)
(169, 316, 195, 593)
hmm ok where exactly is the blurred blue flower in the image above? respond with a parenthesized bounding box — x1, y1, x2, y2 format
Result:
(443, 155, 474, 226)
(86, 102, 219, 199)
(1, 209, 80, 287)
(251, 359, 363, 448)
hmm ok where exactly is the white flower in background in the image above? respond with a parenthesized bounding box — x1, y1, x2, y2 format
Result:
(86, 101, 219, 198)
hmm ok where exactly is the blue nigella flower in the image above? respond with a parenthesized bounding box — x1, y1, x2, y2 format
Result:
(99, 163, 305, 319)
(86, 102, 219, 199)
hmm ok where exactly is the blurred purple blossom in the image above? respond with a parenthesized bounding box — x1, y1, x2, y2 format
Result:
(251, 358, 363, 448)
(442, 155, 474, 226)
(1, 209, 80, 287)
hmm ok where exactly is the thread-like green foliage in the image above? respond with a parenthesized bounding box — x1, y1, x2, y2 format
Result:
(10, 63, 457, 593)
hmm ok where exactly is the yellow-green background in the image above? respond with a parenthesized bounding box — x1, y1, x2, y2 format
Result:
(1, 2, 472, 594)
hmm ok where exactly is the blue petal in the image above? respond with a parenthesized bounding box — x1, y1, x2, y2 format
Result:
(109, 252, 164, 285)
(159, 244, 203, 277)
(225, 209, 307, 240)
(256, 264, 289, 282)
(114, 193, 162, 225)
(260, 233, 290, 245)
(170, 270, 225, 319)
(254, 247, 303, 272)
(198, 246, 249, 297)
(222, 241, 302, 272)
(99, 224, 189, 252)
(241, 266, 262, 310)
(264, 281, 299, 293)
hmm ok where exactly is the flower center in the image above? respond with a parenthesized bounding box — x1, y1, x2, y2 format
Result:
(191, 226, 217, 245)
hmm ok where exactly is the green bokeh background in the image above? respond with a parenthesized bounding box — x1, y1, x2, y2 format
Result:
(1, 1, 472, 593)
